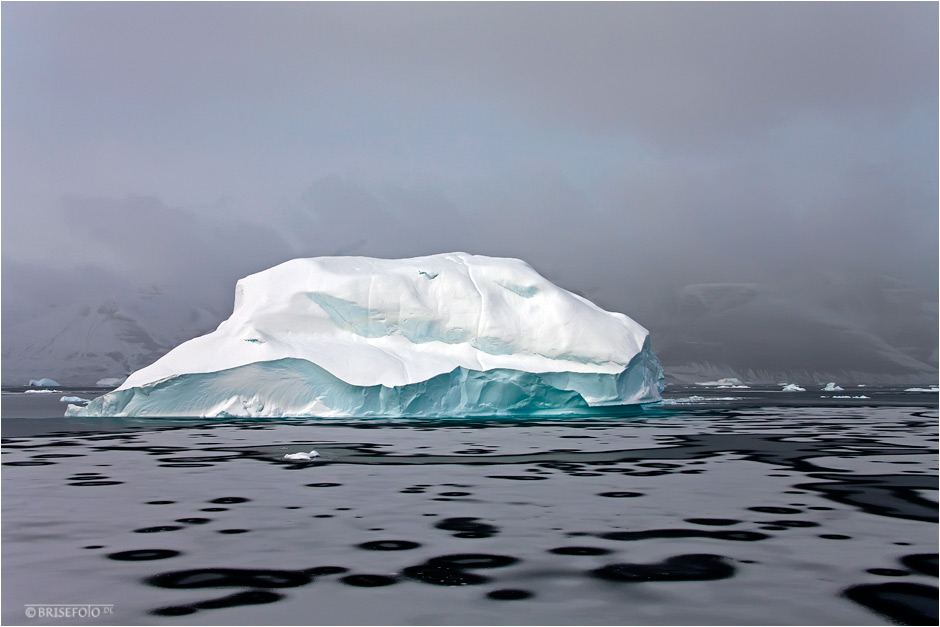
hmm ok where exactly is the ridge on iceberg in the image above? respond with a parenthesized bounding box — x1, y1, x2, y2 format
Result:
(69, 253, 664, 418)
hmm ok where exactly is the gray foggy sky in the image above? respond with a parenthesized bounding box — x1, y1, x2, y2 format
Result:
(2, 2, 937, 338)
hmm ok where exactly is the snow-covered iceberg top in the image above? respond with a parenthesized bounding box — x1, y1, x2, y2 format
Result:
(70, 253, 664, 418)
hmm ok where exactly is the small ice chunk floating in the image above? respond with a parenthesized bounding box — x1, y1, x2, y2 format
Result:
(283, 451, 320, 461)
(69, 253, 664, 418)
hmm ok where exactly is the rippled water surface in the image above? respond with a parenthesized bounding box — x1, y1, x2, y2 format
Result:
(2, 387, 937, 625)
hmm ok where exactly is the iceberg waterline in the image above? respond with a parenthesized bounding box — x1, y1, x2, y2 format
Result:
(68, 253, 664, 418)
(70, 351, 662, 418)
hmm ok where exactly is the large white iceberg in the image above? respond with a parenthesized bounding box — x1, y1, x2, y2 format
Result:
(68, 253, 663, 418)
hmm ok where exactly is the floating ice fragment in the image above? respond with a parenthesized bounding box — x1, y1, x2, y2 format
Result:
(25, 389, 56, 394)
(659, 396, 743, 405)
(904, 387, 939, 392)
(60, 396, 90, 403)
(694, 377, 748, 388)
(781, 384, 805, 392)
(669, 395, 706, 403)
(283, 450, 320, 461)
(822, 383, 843, 391)
(832, 395, 870, 399)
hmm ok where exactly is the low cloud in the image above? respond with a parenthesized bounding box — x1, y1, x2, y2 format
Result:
(2, 3, 936, 382)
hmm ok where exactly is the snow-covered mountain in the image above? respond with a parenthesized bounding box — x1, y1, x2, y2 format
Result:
(649, 275, 938, 385)
(2, 289, 222, 386)
(1, 262, 225, 386)
(2, 197, 296, 386)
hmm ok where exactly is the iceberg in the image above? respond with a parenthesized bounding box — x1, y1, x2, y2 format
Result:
(59, 396, 90, 403)
(781, 383, 806, 392)
(28, 378, 60, 387)
(283, 450, 320, 461)
(68, 253, 664, 418)
(694, 377, 748, 388)
(659, 396, 743, 405)
(822, 382, 843, 391)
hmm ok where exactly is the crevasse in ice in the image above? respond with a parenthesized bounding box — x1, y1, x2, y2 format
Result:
(69, 253, 664, 417)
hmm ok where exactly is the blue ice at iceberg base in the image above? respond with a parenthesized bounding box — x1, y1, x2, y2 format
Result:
(70, 344, 663, 419)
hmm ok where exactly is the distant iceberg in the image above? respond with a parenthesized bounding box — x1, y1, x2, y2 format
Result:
(96, 377, 125, 387)
(60, 396, 90, 403)
(69, 253, 664, 418)
(694, 377, 748, 388)
(904, 386, 939, 393)
(28, 378, 60, 387)
(822, 382, 843, 391)
(781, 383, 806, 392)
(660, 396, 743, 405)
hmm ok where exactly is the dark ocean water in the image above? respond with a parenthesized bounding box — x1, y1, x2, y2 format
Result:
(1, 386, 937, 625)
